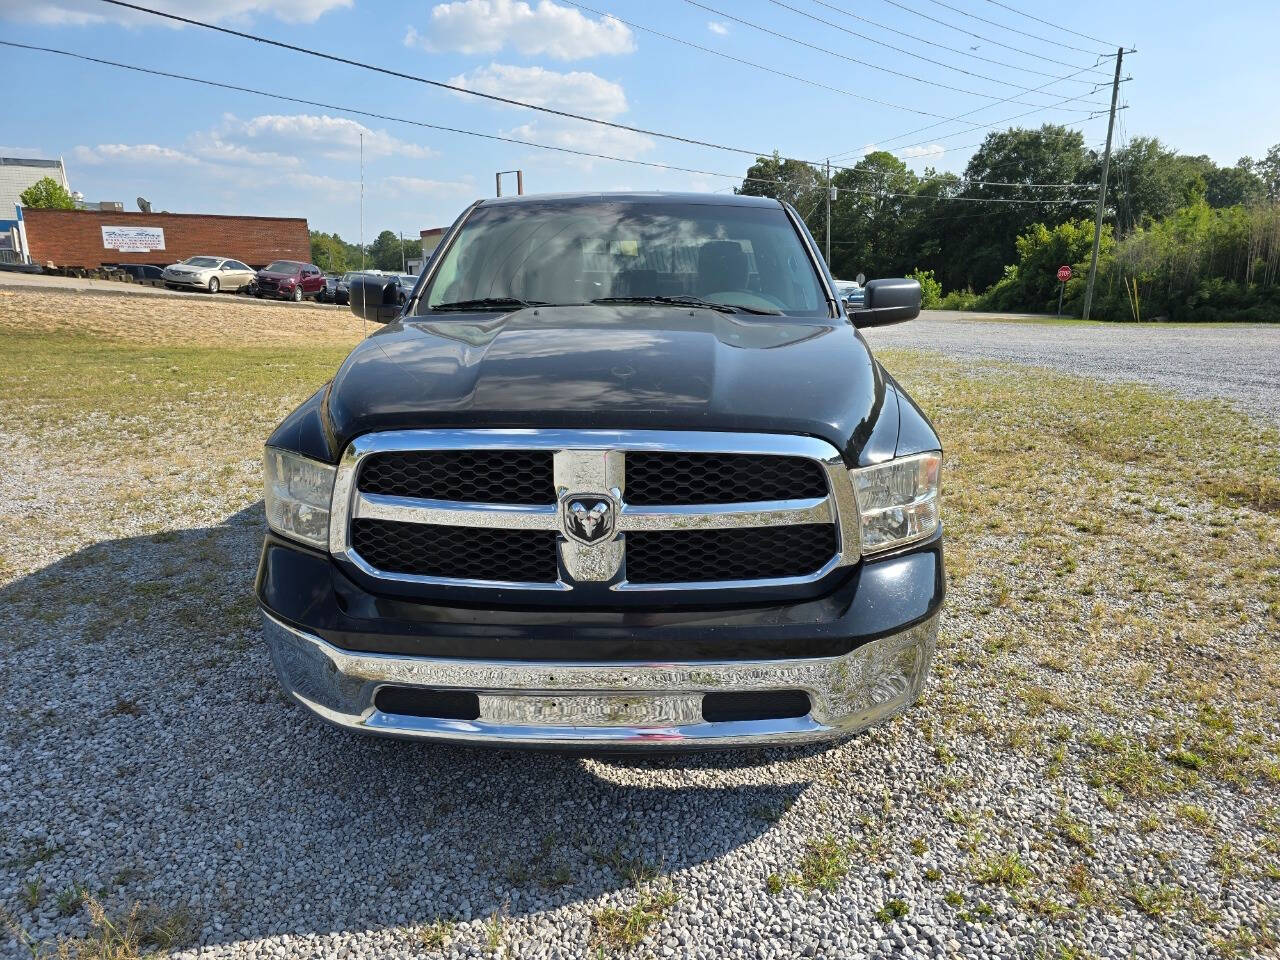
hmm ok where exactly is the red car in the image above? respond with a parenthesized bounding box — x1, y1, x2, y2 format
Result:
(253, 261, 326, 302)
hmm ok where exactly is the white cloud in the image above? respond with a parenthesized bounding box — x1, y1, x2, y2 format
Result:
(383, 175, 476, 198)
(707, 21, 728, 36)
(0, 0, 351, 26)
(71, 143, 199, 166)
(219, 114, 436, 161)
(902, 144, 945, 159)
(405, 0, 634, 60)
(501, 120, 653, 172)
(447, 64, 628, 118)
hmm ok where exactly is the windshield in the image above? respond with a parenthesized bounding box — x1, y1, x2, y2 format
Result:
(263, 261, 301, 273)
(418, 200, 830, 317)
(183, 256, 220, 267)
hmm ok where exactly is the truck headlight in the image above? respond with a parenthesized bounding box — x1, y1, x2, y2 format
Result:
(850, 451, 942, 554)
(264, 447, 336, 550)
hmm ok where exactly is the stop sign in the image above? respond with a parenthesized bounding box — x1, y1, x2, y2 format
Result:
(1057, 265, 1073, 282)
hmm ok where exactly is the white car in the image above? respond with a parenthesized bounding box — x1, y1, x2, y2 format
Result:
(162, 255, 255, 294)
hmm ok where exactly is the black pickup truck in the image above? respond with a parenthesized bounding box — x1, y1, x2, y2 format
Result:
(257, 192, 943, 749)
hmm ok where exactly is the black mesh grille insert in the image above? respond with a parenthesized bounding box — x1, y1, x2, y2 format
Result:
(358, 450, 554, 505)
(624, 525, 837, 583)
(624, 453, 827, 505)
(351, 519, 559, 582)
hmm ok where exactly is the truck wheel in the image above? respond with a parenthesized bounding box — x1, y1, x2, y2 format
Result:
(208, 276, 220, 294)
(292, 286, 303, 303)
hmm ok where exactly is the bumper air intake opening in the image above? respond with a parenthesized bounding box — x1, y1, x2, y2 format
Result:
(373, 686, 481, 721)
(701, 690, 811, 723)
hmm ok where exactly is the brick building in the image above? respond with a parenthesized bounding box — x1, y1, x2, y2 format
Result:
(23, 208, 310, 270)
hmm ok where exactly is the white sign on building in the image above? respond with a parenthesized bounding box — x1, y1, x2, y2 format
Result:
(101, 225, 165, 253)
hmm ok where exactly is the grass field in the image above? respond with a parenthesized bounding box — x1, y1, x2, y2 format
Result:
(2, 288, 1278, 958)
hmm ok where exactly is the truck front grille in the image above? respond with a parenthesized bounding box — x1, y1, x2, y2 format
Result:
(359, 450, 554, 505)
(624, 525, 838, 584)
(351, 519, 559, 582)
(331, 430, 860, 594)
(624, 453, 828, 505)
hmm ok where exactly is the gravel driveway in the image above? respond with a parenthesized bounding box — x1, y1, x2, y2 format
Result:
(865, 312, 1280, 425)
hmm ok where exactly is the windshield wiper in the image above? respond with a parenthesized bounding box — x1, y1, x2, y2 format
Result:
(590, 295, 781, 316)
(430, 297, 546, 312)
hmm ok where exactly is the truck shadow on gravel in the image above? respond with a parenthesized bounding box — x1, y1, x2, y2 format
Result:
(1, 505, 826, 950)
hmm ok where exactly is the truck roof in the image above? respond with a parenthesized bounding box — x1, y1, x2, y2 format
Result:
(477, 191, 784, 209)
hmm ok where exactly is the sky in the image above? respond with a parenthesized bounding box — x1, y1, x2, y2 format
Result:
(1, 0, 1277, 241)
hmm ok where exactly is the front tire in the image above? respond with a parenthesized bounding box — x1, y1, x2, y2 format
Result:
(292, 286, 303, 303)
(208, 276, 220, 294)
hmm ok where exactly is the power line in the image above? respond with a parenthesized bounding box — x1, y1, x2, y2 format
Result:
(88, 1, 1116, 189)
(827, 51, 1119, 163)
(684, 0, 1102, 107)
(1, 39, 1096, 202)
(798, 0, 1100, 82)
(876, 0, 1112, 73)
(832, 86, 1115, 164)
(914, 0, 1111, 56)
(980, 0, 1118, 48)
(95, 0, 782, 161)
(886, 97, 1120, 156)
(766, 0, 1107, 102)
(0, 41, 765, 183)
(560, 0, 958, 121)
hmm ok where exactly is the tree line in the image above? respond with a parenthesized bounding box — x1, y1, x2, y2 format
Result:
(738, 125, 1280, 321)
(309, 230, 423, 274)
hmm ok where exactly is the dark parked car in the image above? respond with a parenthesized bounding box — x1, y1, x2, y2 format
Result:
(259, 192, 941, 750)
(393, 273, 417, 304)
(316, 275, 341, 303)
(333, 271, 367, 305)
(116, 263, 165, 284)
(253, 260, 325, 302)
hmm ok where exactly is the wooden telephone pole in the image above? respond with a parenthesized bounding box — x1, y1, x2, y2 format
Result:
(1081, 47, 1125, 323)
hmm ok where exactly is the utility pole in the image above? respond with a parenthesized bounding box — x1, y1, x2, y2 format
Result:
(400, 231, 406, 272)
(1081, 47, 1124, 322)
(824, 159, 832, 267)
(359, 132, 365, 272)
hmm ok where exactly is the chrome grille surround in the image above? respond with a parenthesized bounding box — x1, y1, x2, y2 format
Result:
(329, 429, 861, 592)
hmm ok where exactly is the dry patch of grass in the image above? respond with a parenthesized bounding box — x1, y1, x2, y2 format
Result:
(0, 289, 364, 347)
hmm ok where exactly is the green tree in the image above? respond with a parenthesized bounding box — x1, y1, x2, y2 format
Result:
(309, 231, 348, 273)
(1252, 143, 1280, 202)
(827, 151, 921, 281)
(368, 229, 408, 272)
(19, 176, 75, 209)
(952, 125, 1094, 290)
(737, 151, 824, 213)
(1205, 161, 1266, 209)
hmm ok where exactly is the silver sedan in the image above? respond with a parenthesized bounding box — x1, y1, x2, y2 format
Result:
(162, 256, 255, 294)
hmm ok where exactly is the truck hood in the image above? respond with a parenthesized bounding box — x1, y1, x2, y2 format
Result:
(323, 305, 893, 463)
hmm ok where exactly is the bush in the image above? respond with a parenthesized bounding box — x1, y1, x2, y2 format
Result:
(980, 203, 1280, 321)
(907, 268, 942, 309)
(939, 288, 979, 310)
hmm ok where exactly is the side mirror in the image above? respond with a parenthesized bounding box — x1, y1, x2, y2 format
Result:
(849, 278, 921, 328)
(350, 276, 402, 324)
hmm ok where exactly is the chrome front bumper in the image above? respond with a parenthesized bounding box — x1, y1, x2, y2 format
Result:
(262, 610, 938, 749)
